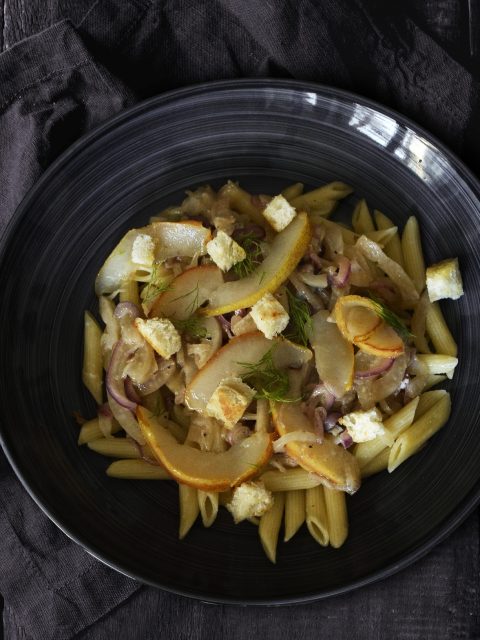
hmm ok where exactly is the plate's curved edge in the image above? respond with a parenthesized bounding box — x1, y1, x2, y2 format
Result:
(1, 78, 480, 604)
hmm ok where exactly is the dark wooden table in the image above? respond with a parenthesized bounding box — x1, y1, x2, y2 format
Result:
(0, 2, 479, 639)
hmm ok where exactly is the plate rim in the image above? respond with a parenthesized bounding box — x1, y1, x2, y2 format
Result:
(1, 78, 480, 604)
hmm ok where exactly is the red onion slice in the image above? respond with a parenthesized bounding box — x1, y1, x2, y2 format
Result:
(355, 358, 395, 379)
(106, 341, 137, 411)
(327, 256, 351, 288)
(218, 314, 233, 338)
(124, 377, 141, 404)
(313, 407, 325, 443)
(334, 430, 354, 449)
(324, 411, 342, 432)
(107, 392, 145, 444)
(135, 358, 176, 396)
(114, 302, 142, 321)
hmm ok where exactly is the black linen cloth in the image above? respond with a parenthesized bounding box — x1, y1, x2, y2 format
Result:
(0, 1, 479, 638)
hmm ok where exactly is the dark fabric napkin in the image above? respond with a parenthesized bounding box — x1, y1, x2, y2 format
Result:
(0, 1, 479, 638)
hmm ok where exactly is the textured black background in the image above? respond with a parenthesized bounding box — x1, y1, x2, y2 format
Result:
(0, 1, 479, 639)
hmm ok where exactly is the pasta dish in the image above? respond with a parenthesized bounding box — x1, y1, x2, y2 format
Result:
(80, 180, 463, 562)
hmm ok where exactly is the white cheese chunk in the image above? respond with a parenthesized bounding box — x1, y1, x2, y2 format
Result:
(426, 258, 464, 302)
(134, 317, 181, 359)
(339, 408, 385, 443)
(226, 480, 274, 524)
(206, 231, 246, 272)
(250, 292, 289, 339)
(205, 376, 255, 427)
(262, 194, 297, 232)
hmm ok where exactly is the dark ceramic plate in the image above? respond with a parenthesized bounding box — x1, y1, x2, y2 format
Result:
(1, 80, 479, 604)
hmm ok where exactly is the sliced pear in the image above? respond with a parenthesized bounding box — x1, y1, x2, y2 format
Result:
(201, 213, 312, 316)
(310, 310, 354, 398)
(358, 322, 404, 358)
(334, 295, 382, 342)
(95, 221, 211, 296)
(271, 402, 360, 494)
(136, 406, 272, 491)
(185, 331, 312, 413)
(150, 265, 224, 320)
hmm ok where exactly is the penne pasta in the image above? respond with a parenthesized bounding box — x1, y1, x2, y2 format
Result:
(284, 490, 306, 542)
(291, 181, 353, 216)
(361, 448, 389, 478)
(354, 397, 419, 469)
(88, 437, 140, 458)
(261, 467, 323, 492)
(106, 459, 170, 480)
(82, 311, 103, 404)
(415, 354, 458, 379)
(374, 209, 405, 268)
(219, 181, 265, 226)
(426, 302, 458, 357)
(255, 398, 270, 433)
(324, 488, 348, 548)
(306, 485, 329, 547)
(352, 199, 375, 234)
(388, 392, 451, 472)
(281, 182, 304, 201)
(120, 278, 140, 306)
(78, 418, 104, 445)
(411, 291, 432, 354)
(321, 218, 357, 245)
(401, 216, 426, 294)
(198, 490, 219, 528)
(415, 389, 448, 419)
(364, 226, 399, 247)
(179, 484, 200, 539)
(259, 492, 285, 563)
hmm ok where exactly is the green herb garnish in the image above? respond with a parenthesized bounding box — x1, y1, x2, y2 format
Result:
(237, 348, 298, 403)
(174, 314, 208, 339)
(368, 293, 414, 341)
(142, 263, 171, 303)
(232, 234, 263, 278)
(285, 289, 312, 347)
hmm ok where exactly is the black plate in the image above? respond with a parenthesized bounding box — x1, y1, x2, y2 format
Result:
(1, 80, 479, 604)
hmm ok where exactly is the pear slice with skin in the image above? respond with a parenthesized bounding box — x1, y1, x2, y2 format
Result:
(310, 310, 354, 398)
(136, 406, 272, 491)
(184, 331, 312, 414)
(150, 265, 223, 320)
(201, 212, 312, 316)
(96, 221, 211, 296)
(271, 401, 361, 494)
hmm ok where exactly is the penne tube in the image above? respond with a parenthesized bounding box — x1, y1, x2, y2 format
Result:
(88, 437, 140, 458)
(426, 302, 458, 357)
(352, 199, 375, 234)
(179, 484, 200, 539)
(120, 279, 140, 306)
(415, 390, 448, 419)
(354, 397, 419, 469)
(306, 485, 329, 547)
(255, 399, 270, 433)
(82, 311, 103, 404)
(364, 227, 399, 247)
(198, 490, 219, 528)
(374, 209, 405, 268)
(320, 218, 357, 245)
(281, 182, 304, 201)
(388, 392, 451, 472)
(422, 374, 447, 391)
(284, 490, 306, 542)
(261, 467, 323, 492)
(361, 448, 389, 478)
(401, 216, 426, 294)
(415, 354, 458, 379)
(106, 458, 170, 480)
(78, 418, 106, 445)
(259, 492, 285, 563)
(291, 182, 353, 216)
(324, 488, 348, 548)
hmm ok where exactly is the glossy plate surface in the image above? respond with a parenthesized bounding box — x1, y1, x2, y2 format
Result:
(0, 80, 479, 603)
